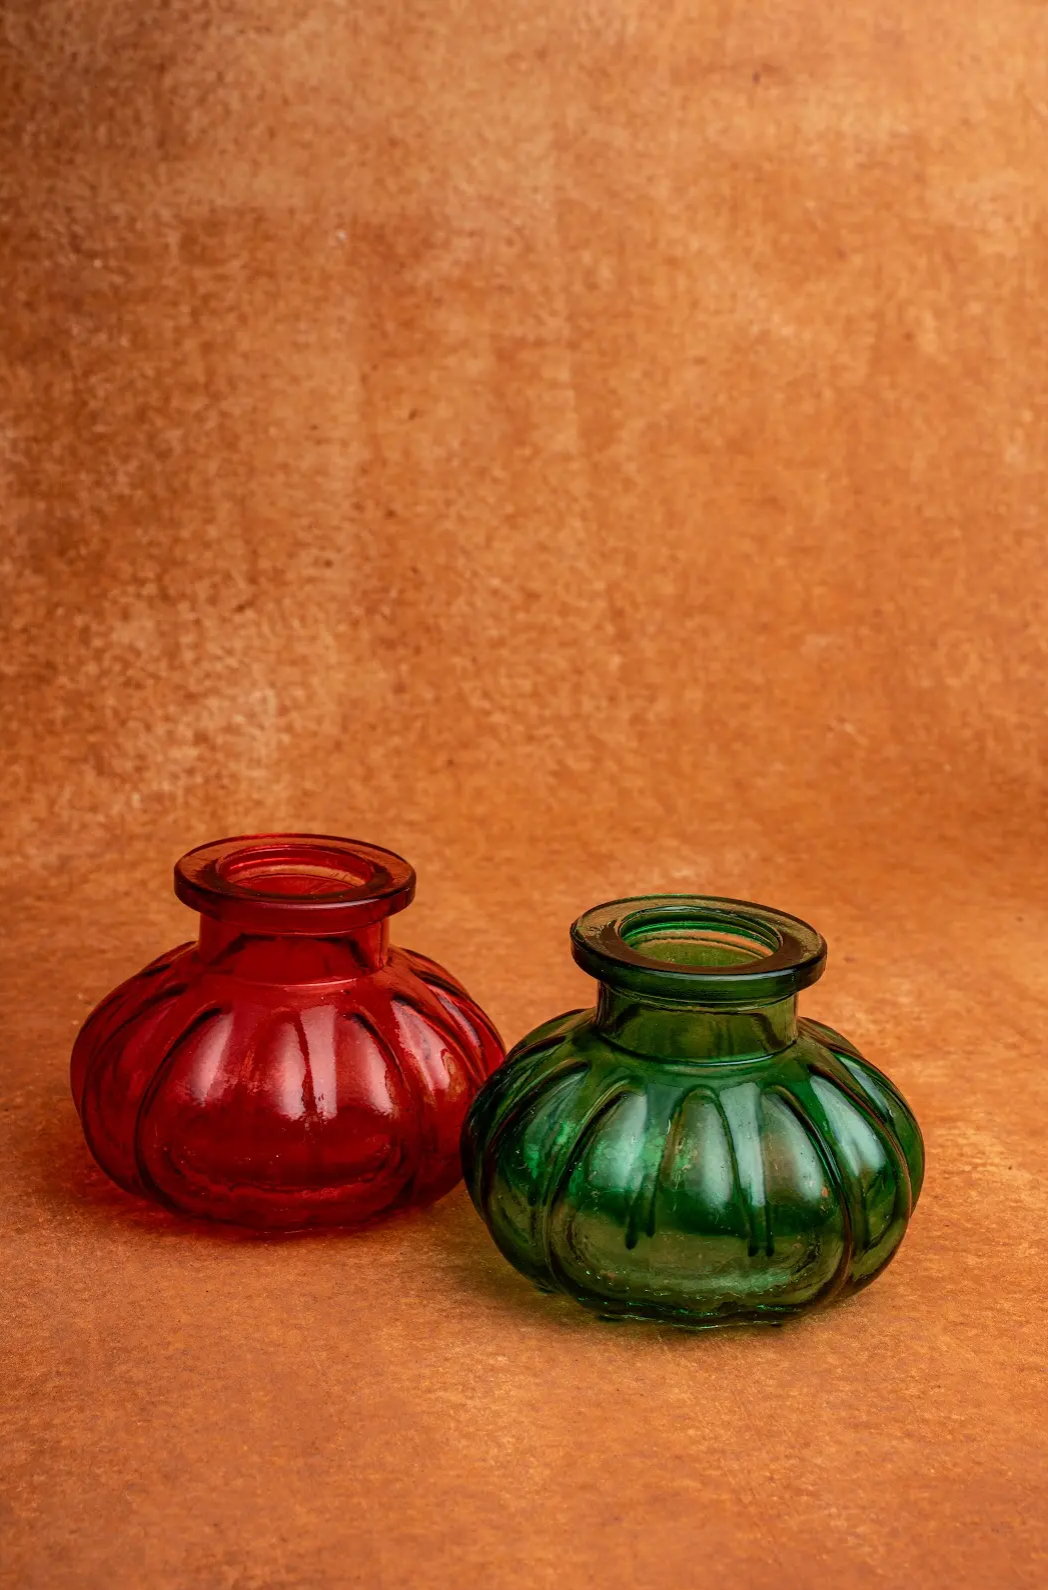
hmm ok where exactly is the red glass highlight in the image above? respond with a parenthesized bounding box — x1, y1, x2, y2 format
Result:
(71, 834, 504, 1229)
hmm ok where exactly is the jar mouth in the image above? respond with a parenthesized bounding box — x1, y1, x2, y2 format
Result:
(174, 834, 415, 934)
(570, 895, 826, 1006)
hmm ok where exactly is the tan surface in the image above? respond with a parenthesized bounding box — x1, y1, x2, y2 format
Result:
(2, 1, 1047, 1585)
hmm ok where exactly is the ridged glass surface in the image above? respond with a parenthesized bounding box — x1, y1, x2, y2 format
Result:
(463, 896, 923, 1326)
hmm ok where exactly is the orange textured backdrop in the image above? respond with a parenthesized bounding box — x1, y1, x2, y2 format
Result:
(2, 2, 1047, 1586)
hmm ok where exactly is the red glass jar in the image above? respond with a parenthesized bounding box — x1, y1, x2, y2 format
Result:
(71, 834, 504, 1229)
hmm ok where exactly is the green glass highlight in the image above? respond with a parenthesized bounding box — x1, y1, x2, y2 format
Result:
(462, 896, 924, 1327)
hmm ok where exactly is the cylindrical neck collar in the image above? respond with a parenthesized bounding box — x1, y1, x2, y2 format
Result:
(195, 917, 389, 983)
(173, 832, 414, 984)
(594, 985, 798, 1061)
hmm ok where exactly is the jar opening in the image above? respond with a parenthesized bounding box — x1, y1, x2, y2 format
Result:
(218, 843, 376, 899)
(620, 909, 777, 970)
(571, 895, 826, 1007)
(174, 833, 416, 934)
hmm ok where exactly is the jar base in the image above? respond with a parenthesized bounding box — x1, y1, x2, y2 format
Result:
(585, 1300, 796, 1330)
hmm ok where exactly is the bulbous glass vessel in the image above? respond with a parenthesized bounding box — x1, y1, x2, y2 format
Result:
(463, 895, 923, 1326)
(72, 834, 504, 1229)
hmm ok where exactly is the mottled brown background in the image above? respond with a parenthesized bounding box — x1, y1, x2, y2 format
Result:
(2, 1, 1047, 1586)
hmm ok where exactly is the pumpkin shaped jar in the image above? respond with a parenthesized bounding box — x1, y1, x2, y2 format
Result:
(72, 834, 504, 1229)
(463, 895, 923, 1326)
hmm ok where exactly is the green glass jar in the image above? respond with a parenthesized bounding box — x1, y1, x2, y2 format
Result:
(462, 896, 924, 1327)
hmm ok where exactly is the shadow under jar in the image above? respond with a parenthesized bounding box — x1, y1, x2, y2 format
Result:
(462, 895, 924, 1326)
(71, 834, 504, 1229)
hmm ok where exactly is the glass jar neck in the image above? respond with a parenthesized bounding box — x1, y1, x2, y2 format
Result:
(196, 916, 389, 983)
(594, 983, 798, 1061)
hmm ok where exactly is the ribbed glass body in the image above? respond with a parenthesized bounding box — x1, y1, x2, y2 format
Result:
(463, 896, 923, 1326)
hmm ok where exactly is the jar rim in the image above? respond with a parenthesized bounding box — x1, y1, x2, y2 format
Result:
(570, 894, 826, 1005)
(174, 833, 415, 934)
